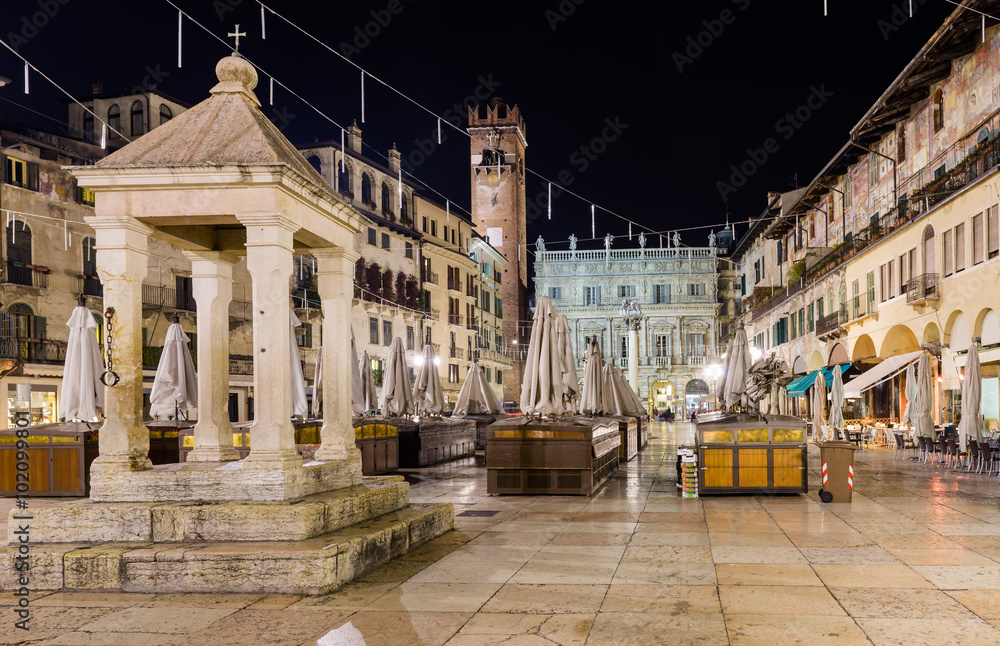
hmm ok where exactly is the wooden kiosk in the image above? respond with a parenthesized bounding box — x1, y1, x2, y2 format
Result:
(696, 413, 808, 495)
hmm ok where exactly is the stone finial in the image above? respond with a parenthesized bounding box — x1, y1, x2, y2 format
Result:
(210, 55, 260, 105)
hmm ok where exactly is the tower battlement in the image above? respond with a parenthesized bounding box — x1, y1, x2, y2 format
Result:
(468, 98, 526, 139)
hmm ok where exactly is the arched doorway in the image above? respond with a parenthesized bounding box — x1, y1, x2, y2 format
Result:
(685, 378, 710, 416)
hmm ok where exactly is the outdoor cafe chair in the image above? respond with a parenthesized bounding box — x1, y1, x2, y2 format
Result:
(966, 440, 979, 473)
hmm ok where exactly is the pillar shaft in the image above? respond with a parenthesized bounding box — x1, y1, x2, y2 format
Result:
(238, 215, 301, 469)
(629, 324, 640, 394)
(89, 217, 153, 471)
(313, 247, 363, 462)
(185, 252, 240, 462)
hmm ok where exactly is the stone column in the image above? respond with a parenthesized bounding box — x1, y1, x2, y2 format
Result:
(628, 320, 640, 393)
(87, 216, 153, 472)
(237, 215, 301, 470)
(313, 247, 363, 466)
(184, 251, 241, 462)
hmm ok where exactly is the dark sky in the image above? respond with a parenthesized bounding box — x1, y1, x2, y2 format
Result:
(0, 0, 956, 248)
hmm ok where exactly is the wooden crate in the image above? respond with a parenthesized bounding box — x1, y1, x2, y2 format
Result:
(485, 417, 621, 495)
(397, 418, 476, 468)
(696, 413, 807, 495)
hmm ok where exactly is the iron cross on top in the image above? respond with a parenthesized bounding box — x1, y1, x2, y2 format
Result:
(228, 24, 247, 52)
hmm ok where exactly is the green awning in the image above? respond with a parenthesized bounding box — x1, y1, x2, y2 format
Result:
(785, 372, 819, 397)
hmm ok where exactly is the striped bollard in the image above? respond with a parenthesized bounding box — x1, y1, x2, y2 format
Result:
(822, 461, 828, 487)
(848, 464, 854, 489)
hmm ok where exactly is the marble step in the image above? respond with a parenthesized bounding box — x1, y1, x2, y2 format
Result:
(3, 502, 453, 596)
(10, 477, 411, 544)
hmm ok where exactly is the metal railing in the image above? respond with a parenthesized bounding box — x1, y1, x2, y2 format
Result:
(466, 316, 478, 330)
(816, 307, 847, 336)
(448, 313, 462, 326)
(423, 271, 439, 285)
(0, 338, 66, 364)
(906, 273, 939, 304)
(450, 346, 465, 360)
(537, 247, 716, 262)
(142, 283, 195, 311)
(3, 263, 49, 288)
(229, 354, 254, 375)
(448, 279, 462, 292)
(77, 275, 102, 297)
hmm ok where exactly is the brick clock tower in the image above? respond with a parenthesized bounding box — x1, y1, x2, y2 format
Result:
(468, 98, 527, 403)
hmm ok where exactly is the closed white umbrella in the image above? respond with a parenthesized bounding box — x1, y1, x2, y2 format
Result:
(311, 328, 364, 418)
(358, 351, 378, 415)
(289, 308, 308, 419)
(555, 314, 579, 414)
(812, 370, 827, 442)
(913, 352, 935, 439)
(453, 361, 502, 416)
(604, 365, 644, 417)
(579, 339, 606, 415)
(520, 296, 563, 416)
(958, 344, 982, 453)
(382, 337, 413, 417)
(149, 318, 198, 420)
(61, 301, 105, 422)
(901, 363, 915, 428)
(412, 344, 444, 415)
(829, 366, 845, 434)
(723, 326, 752, 408)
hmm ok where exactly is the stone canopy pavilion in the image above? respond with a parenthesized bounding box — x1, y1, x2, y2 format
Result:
(1, 54, 452, 595)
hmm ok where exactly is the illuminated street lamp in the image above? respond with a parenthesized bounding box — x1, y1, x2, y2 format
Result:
(704, 363, 724, 411)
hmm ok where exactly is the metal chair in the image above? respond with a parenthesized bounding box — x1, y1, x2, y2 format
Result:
(966, 440, 979, 473)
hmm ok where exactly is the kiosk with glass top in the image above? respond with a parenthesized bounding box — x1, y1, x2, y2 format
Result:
(696, 412, 808, 495)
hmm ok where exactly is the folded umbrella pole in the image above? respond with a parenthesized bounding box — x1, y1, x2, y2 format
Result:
(149, 317, 198, 420)
(61, 300, 105, 422)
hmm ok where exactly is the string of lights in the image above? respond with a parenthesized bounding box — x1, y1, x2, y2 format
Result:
(0, 36, 132, 146)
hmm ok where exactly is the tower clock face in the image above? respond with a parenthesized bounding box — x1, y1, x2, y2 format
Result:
(491, 193, 499, 207)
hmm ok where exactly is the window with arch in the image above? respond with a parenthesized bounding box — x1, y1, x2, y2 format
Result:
(8, 303, 45, 340)
(400, 192, 408, 222)
(361, 173, 372, 205)
(337, 163, 351, 195)
(159, 104, 173, 126)
(381, 182, 392, 215)
(107, 104, 121, 139)
(6, 221, 33, 287)
(827, 289, 835, 318)
(932, 89, 944, 133)
(306, 155, 322, 176)
(130, 101, 145, 136)
(923, 225, 936, 275)
(839, 283, 847, 315)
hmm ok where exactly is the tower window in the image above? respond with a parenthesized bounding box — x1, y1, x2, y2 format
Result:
(107, 104, 121, 139)
(933, 89, 944, 133)
(130, 100, 145, 136)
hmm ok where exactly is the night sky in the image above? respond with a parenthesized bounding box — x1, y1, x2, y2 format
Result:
(0, 0, 956, 249)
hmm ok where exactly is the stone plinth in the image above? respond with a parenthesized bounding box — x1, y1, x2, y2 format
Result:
(1, 503, 453, 595)
(88, 453, 363, 503)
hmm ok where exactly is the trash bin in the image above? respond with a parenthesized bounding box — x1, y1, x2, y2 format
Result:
(818, 440, 856, 503)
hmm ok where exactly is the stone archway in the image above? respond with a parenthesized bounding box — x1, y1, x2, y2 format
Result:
(881, 325, 920, 357)
(792, 356, 807, 375)
(977, 309, 1000, 345)
(946, 311, 970, 350)
(922, 322, 941, 346)
(828, 343, 848, 365)
(807, 350, 825, 372)
(852, 335, 876, 360)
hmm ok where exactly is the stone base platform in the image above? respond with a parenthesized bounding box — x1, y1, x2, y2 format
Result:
(88, 453, 363, 503)
(3, 477, 454, 595)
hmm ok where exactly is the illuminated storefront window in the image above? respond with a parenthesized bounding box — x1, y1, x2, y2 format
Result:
(7, 383, 57, 428)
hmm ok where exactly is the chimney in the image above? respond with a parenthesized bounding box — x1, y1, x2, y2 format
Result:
(388, 143, 401, 173)
(92, 81, 103, 95)
(347, 120, 362, 154)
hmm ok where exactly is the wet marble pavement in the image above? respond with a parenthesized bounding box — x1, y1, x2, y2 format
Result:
(4, 421, 1000, 645)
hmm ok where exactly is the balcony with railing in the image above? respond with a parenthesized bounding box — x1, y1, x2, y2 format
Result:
(849, 295, 869, 321)
(816, 307, 848, 339)
(0, 338, 66, 364)
(449, 346, 465, 360)
(423, 271, 439, 285)
(478, 348, 514, 366)
(906, 273, 939, 305)
(229, 354, 254, 375)
(3, 263, 50, 289)
(466, 316, 479, 331)
(447, 278, 462, 292)
(142, 283, 195, 312)
(537, 247, 716, 263)
(76, 275, 103, 297)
